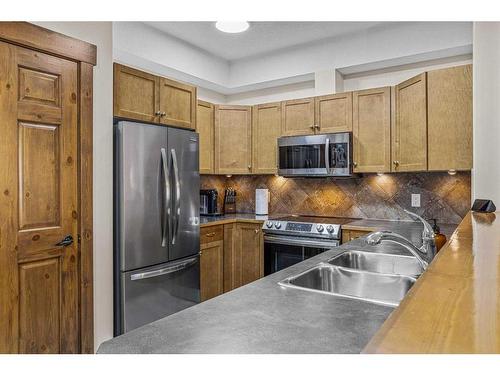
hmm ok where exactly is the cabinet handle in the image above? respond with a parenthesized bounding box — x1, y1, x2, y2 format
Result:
(154, 111, 161, 116)
(248, 165, 252, 169)
(255, 229, 259, 233)
(393, 160, 400, 166)
(353, 161, 357, 167)
(309, 125, 315, 129)
(205, 232, 216, 237)
(314, 125, 320, 130)
(161, 112, 166, 117)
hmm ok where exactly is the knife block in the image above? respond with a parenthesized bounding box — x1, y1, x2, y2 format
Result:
(223, 189, 236, 214)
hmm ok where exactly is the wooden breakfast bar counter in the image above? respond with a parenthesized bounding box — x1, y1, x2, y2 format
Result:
(363, 211, 500, 353)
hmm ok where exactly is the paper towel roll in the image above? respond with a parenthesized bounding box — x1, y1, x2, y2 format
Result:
(255, 189, 269, 215)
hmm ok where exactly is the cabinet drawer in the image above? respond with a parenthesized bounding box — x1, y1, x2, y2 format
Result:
(200, 225, 223, 244)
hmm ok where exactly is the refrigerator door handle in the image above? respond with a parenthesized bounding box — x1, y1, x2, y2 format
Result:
(170, 148, 181, 245)
(130, 257, 198, 281)
(160, 147, 170, 247)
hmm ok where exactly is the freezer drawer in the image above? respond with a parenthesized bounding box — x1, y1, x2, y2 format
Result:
(119, 255, 200, 334)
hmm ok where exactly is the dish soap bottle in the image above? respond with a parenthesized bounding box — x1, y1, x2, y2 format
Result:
(431, 219, 446, 252)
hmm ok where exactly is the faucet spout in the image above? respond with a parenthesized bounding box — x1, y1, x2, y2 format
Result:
(366, 231, 429, 271)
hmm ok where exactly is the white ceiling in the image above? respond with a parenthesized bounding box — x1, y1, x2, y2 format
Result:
(145, 21, 383, 61)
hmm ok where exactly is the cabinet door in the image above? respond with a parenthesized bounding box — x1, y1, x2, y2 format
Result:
(427, 65, 472, 171)
(223, 223, 263, 292)
(0, 43, 80, 353)
(200, 240, 224, 302)
(197, 100, 215, 174)
(353, 87, 391, 173)
(159, 77, 197, 129)
(215, 105, 252, 174)
(281, 98, 315, 136)
(315, 92, 353, 133)
(252, 102, 281, 174)
(113, 63, 160, 123)
(393, 73, 427, 172)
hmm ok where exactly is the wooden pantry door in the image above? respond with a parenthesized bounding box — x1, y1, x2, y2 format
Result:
(0, 42, 80, 353)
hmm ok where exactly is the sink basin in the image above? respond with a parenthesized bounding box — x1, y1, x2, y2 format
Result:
(328, 250, 423, 278)
(279, 264, 416, 307)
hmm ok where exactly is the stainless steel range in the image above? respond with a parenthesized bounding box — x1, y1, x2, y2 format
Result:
(263, 216, 349, 275)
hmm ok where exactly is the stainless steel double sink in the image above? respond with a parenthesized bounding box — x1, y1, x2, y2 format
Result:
(279, 250, 423, 307)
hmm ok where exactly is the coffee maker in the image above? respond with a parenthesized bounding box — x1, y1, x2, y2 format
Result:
(200, 189, 221, 216)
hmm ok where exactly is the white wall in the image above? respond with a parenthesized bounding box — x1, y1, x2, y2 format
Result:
(33, 22, 114, 352)
(472, 23, 500, 205)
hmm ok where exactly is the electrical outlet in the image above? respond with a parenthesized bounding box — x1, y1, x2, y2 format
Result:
(411, 194, 421, 208)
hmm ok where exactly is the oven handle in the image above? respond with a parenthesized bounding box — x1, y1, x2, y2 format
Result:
(264, 234, 339, 249)
(325, 138, 330, 171)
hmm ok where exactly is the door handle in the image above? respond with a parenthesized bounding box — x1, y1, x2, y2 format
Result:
(171, 148, 181, 245)
(160, 148, 170, 247)
(55, 235, 73, 247)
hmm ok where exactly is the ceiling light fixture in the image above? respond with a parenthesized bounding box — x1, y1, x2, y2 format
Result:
(215, 21, 250, 34)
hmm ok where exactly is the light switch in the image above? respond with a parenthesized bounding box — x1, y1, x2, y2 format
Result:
(411, 194, 421, 208)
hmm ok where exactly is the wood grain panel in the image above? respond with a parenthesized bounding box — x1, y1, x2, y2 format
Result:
(252, 102, 281, 174)
(19, 67, 60, 106)
(315, 92, 353, 133)
(393, 73, 427, 172)
(353, 87, 391, 173)
(215, 105, 252, 174)
(18, 123, 61, 230)
(281, 98, 315, 136)
(197, 100, 215, 174)
(200, 240, 224, 301)
(223, 223, 235, 293)
(427, 65, 472, 171)
(200, 225, 223, 244)
(113, 63, 159, 123)
(19, 258, 61, 353)
(0, 41, 19, 353)
(159, 77, 196, 129)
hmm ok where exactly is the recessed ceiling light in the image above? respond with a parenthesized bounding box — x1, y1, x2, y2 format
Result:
(215, 21, 250, 34)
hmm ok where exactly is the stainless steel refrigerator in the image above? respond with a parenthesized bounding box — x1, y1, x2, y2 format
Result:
(114, 121, 200, 335)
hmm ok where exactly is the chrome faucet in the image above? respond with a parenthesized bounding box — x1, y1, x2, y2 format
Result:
(365, 210, 437, 271)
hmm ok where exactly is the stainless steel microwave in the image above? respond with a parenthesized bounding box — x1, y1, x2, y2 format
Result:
(277, 133, 353, 177)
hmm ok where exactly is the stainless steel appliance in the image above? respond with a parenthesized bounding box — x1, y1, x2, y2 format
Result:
(277, 132, 353, 177)
(200, 189, 219, 216)
(114, 121, 200, 335)
(263, 216, 345, 275)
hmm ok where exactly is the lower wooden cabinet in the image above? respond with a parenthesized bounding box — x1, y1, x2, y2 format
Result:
(199, 222, 263, 300)
(342, 229, 372, 243)
(223, 222, 264, 293)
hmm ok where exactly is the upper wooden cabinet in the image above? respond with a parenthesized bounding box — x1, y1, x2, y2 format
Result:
(159, 77, 196, 129)
(392, 73, 428, 172)
(114, 64, 159, 123)
(197, 100, 215, 174)
(315, 92, 353, 133)
(281, 97, 315, 136)
(352, 87, 392, 173)
(113, 63, 197, 129)
(427, 65, 472, 171)
(215, 105, 252, 174)
(252, 102, 282, 174)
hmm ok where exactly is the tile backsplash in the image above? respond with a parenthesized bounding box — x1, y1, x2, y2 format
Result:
(201, 172, 471, 225)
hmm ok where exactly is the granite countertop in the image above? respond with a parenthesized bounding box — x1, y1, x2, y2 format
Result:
(98, 219, 457, 354)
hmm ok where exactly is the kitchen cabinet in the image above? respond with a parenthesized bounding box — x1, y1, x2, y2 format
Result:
(113, 63, 197, 129)
(392, 73, 428, 172)
(352, 87, 392, 173)
(342, 229, 372, 243)
(427, 65, 472, 171)
(281, 97, 315, 136)
(223, 222, 263, 292)
(159, 77, 196, 129)
(215, 105, 252, 174)
(200, 226, 224, 301)
(315, 92, 353, 133)
(114, 63, 159, 123)
(252, 102, 282, 174)
(197, 100, 215, 174)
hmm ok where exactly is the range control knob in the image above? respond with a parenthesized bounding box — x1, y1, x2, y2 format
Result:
(316, 224, 324, 232)
(326, 225, 334, 233)
(266, 221, 273, 228)
(274, 222, 282, 229)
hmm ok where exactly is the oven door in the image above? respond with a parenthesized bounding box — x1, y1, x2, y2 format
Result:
(264, 235, 339, 276)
